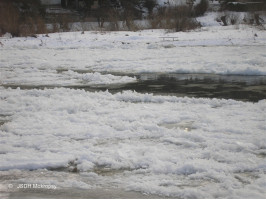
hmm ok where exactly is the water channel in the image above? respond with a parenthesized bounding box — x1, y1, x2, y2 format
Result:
(2, 72, 266, 102)
(92, 73, 266, 102)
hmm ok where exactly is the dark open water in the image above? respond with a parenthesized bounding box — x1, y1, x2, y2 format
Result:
(2, 72, 266, 102)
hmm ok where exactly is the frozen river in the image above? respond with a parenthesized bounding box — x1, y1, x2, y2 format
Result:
(1, 72, 266, 198)
(1, 26, 266, 198)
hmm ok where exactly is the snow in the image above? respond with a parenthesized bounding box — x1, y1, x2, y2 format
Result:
(0, 88, 266, 198)
(0, 11, 266, 198)
(1, 23, 266, 77)
(0, 69, 136, 87)
(157, 0, 207, 6)
(157, 0, 187, 6)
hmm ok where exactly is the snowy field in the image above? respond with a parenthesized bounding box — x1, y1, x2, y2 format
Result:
(1, 12, 266, 198)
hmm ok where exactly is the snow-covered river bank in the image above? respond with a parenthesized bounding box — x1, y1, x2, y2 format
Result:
(1, 23, 266, 198)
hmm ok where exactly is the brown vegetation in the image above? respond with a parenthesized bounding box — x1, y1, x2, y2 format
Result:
(194, 0, 209, 16)
(149, 5, 201, 32)
(0, 1, 20, 36)
(0, 0, 47, 37)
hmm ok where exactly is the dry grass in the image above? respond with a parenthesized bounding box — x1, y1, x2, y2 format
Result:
(0, 2, 20, 36)
(0, 1, 47, 37)
(194, 0, 209, 17)
(58, 14, 71, 32)
(149, 5, 200, 32)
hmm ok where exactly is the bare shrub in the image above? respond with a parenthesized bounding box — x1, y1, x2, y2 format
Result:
(218, 12, 241, 26)
(94, 7, 108, 28)
(0, 1, 20, 36)
(35, 17, 47, 34)
(106, 9, 120, 31)
(19, 16, 47, 36)
(0, 0, 47, 37)
(120, 9, 142, 31)
(19, 17, 35, 37)
(58, 14, 71, 32)
(172, 6, 200, 31)
(149, 6, 166, 29)
(122, 13, 141, 31)
(243, 12, 265, 26)
(228, 12, 240, 25)
(175, 17, 200, 32)
(149, 5, 200, 32)
(52, 23, 60, 33)
(143, 0, 157, 16)
(194, 0, 209, 16)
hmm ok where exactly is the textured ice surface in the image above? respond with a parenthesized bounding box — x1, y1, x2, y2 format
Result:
(0, 88, 265, 198)
(1, 25, 266, 78)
